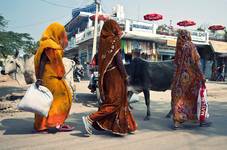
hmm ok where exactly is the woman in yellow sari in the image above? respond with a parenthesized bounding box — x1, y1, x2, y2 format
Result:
(34, 22, 73, 132)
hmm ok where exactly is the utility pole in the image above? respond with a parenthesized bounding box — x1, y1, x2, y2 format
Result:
(92, 0, 101, 59)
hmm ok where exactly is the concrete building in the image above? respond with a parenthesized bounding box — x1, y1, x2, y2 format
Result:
(64, 3, 227, 80)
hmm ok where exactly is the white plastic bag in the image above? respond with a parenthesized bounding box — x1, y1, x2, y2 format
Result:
(18, 83, 53, 117)
(197, 85, 209, 121)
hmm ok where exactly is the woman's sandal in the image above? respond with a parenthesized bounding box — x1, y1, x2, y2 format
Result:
(56, 124, 75, 132)
(172, 121, 182, 130)
(82, 116, 93, 135)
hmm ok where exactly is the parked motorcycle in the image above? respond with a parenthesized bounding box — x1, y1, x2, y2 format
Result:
(88, 53, 102, 103)
(74, 65, 84, 82)
(88, 67, 101, 102)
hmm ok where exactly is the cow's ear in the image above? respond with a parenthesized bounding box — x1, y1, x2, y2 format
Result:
(14, 49, 19, 58)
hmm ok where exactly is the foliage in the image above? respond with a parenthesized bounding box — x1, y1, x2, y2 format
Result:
(157, 24, 169, 32)
(197, 27, 205, 32)
(0, 15, 7, 31)
(224, 29, 227, 41)
(23, 41, 39, 55)
(0, 15, 37, 57)
(197, 24, 209, 32)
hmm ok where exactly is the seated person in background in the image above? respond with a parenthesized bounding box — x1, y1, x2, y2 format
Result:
(88, 53, 98, 92)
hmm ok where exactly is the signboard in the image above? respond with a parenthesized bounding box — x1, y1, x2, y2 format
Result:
(75, 32, 85, 44)
(191, 31, 208, 42)
(167, 39, 176, 47)
(75, 24, 103, 44)
(131, 21, 155, 33)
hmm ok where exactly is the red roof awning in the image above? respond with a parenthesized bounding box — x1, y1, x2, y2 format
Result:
(177, 20, 196, 27)
(144, 13, 163, 21)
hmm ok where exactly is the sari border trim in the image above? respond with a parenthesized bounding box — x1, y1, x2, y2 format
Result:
(100, 48, 121, 100)
(95, 121, 134, 136)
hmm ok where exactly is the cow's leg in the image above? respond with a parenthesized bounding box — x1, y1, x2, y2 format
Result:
(165, 108, 172, 118)
(128, 91, 134, 110)
(143, 89, 150, 120)
(166, 98, 173, 118)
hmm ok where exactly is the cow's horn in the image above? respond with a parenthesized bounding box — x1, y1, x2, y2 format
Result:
(14, 49, 19, 58)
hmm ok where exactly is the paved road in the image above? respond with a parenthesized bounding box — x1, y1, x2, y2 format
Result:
(0, 81, 227, 150)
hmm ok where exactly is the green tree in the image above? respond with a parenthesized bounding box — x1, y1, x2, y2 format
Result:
(224, 29, 227, 41)
(23, 41, 39, 55)
(0, 15, 7, 31)
(0, 15, 37, 57)
(197, 26, 205, 32)
(157, 24, 169, 33)
(197, 24, 209, 32)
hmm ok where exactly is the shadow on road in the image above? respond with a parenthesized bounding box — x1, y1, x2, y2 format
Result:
(131, 99, 227, 137)
(75, 92, 99, 108)
(0, 114, 86, 136)
(0, 118, 34, 135)
(69, 112, 134, 138)
(74, 92, 227, 137)
(0, 86, 26, 98)
(71, 93, 227, 137)
(1, 93, 226, 137)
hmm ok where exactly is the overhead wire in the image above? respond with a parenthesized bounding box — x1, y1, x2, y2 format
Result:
(39, 0, 91, 9)
(8, 0, 91, 29)
(9, 15, 68, 29)
(39, 0, 74, 8)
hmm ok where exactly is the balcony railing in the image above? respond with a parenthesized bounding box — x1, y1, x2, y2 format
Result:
(70, 19, 227, 46)
(209, 32, 227, 42)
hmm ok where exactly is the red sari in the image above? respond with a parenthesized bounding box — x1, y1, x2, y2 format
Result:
(88, 20, 137, 135)
(171, 30, 205, 124)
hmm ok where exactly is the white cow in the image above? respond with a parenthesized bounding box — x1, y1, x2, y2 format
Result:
(62, 57, 76, 93)
(2, 55, 27, 85)
(2, 54, 76, 97)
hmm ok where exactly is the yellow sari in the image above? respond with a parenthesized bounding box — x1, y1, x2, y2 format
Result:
(34, 23, 72, 131)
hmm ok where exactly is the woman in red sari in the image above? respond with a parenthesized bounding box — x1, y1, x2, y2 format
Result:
(171, 29, 210, 129)
(82, 19, 137, 135)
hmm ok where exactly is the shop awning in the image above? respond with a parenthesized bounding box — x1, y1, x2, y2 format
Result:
(167, 39, 177, 47)
(64, 46, 79, 59)
(209, 40, 227, 53)
(219, 53, 227, 57)
(157, 49, 175, 56)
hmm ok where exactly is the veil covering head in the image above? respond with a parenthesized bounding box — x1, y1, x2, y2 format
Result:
(175, 29, 195, 65)
(34, 22, 66, 76)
